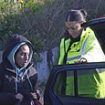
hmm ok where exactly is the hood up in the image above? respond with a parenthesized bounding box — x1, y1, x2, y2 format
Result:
(2, 34, 33, 70)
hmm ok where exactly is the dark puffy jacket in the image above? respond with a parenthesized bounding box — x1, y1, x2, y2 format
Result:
(0, 35, 38, 105)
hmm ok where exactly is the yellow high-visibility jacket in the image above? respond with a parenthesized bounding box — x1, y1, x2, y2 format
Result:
(58, 28, 105, 98)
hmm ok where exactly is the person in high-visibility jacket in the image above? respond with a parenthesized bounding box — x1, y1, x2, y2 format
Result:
(57, 9, 105, 98)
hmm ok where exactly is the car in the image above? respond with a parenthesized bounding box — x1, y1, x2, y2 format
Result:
(44, 17, 105, 105)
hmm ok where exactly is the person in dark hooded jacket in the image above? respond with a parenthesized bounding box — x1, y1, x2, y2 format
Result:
(0, 34, 41, 105)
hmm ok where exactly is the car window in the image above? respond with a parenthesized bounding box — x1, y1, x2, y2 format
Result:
(44, 62, 105, 105)
(53, 67, 105, 98)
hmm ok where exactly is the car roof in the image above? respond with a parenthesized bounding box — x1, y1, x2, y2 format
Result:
(83, 17, 105, 29)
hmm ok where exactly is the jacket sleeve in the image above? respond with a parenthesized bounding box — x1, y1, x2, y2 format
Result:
(81, 29, 105, 62)
(0, 93, 18, 105)
(0, 67, 18, 105)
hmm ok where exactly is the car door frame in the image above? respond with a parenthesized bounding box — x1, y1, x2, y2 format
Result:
(44, 62, 105, 105)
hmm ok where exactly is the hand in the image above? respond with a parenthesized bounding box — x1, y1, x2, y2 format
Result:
(75, 57, 87, 64)
(31, 93, 38, 99)
(15, 93, 24, 102)
(31, 90, 40, 100)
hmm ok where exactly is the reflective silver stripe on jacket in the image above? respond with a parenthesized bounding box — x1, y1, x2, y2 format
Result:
(80, 35, 89, 56)
(67, 55, 81, 62)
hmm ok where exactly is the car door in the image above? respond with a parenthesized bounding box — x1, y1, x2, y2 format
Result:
(44, 17, 105, 105)
(44, 62, 105, 105)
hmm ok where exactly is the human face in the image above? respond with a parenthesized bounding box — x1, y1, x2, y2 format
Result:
(15, 44, 30, 68)
(65, 21, 83, 38)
